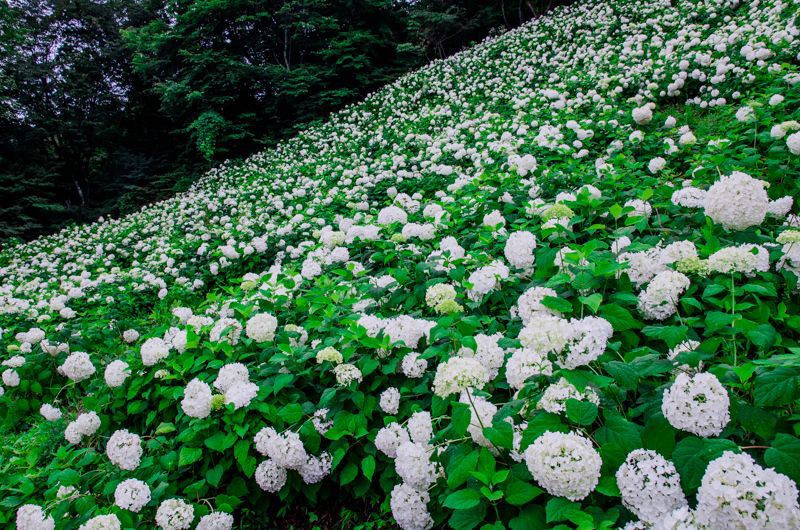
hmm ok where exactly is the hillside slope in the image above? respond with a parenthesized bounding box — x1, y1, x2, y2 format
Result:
(2, 0, 800, 528)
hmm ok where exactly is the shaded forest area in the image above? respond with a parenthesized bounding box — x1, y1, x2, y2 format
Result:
(0, 0, 570, 242)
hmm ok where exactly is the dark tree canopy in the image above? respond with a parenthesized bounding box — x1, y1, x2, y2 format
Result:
(0, 0, 569, 243)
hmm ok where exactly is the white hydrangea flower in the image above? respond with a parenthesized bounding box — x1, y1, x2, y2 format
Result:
(214, 363, 250, 392)
(78, 514, 121, 530)
(122, 329, 140, 343)
(390, 483, 433, 530)
(299, 452, 333, 484)
(181, 378, 213, 418)
(40, 403, 62, 421)
(703, 172, 769, 231)
(65, 411, 101, 444)
(253, 427, 307, 470)
(632, 105, 653, 125)
(638, 270, 690, 321)
(114, 478, 151, 513)
(195, 512, 233, 530)
(2, 368, 20, 387)
(696, 451, 800, 529)
(560, 316, 613, 368)
(376, 422, 411, 459)
(505, 348, 553, 389)
(787, 132, 800, 155)
(661, 372, 730, 437)
(458, 333, 505, 381)
(333, 363, 362, 386)
(432, 356, 488, 398)
(196, 512, 234, 530)
(245, 313, 278, 342)
(537, 378, 599, 414)
(16, 505, 55, 530)
(707, 244, 769, 275)
(209, 318, 243, 345)
(483, 210, 506, 228)
(407, 411, 433, 445)
(311, 408, 332, 435)
(380, 387, 401, 415)
(155, 498, 194, 530)
(106, 429, 143, 470)
(58, 351, 96, 382)
(516, 286, 559, 323)
(518, 314, 572, 355)
(466, 260, 509, 301)
(224, 380, 259, 409)
(616, 449, 687, 524)
(255, 459, 288, 493)
(653, 506, 704, 529)
(377, 205, 408, 225)
(648, 157, 666, 173)
(395, 441, 438, 490)
(104, 360, 130, 388)
(524, 431, 602, 501)
(401, 352, 428, 378)
(140, 337, 170, 366)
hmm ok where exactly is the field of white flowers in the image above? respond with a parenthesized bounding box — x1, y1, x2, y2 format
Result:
(2, 0, 800, 528)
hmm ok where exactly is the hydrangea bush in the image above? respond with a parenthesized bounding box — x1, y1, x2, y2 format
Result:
(2, 0, 800, 528)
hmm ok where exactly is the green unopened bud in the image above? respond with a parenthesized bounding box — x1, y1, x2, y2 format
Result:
(541, 203, 575, 221)
(211, 394, 227, 411)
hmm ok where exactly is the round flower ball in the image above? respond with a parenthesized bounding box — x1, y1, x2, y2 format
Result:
(255, 459, 287, 493)
(114, 478, 151, 513)
(155, 498, 194, 530)
(616, 449, 687, 524)
(703, 171, 769, 231)
(523, 430, 602, 501)
(196, 512, 234, 530)
(106, 429, 143, 470)
(696, 451, 800, 528)
(245, 313, 278, 342)
(661, 372, 730, 437)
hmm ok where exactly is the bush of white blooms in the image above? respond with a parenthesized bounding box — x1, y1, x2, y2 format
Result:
(2, 0, 800, 528)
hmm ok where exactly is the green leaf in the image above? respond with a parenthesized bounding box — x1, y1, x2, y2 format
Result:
(600, 304, 641, 331)
(503, 479, 543, 506)
(754, 367, 800, 407)
(737, 402, 776, 440)
(361, 455, 376, 481)
(604, 361, 639, 390)
(339, 461, 358, 485)
(765, 434, 800, 484)
(178, 447, 203, 467)
(273, 373, 294, 394)
(642, 415, 676, 457)
(451, 402, 472, 437)
(748, 324, 777, 349)
(542, 296, 573, 314)
(565, 399, 597, 425)
(206, 464, 224, 487)
(447, 450, 479, 489)
(205, 431, 236, 452)
(672, 437, 738, 491)
(443, 489, 481, 510)
(642, 325, 688, 347)
(485, 421, 514, 450)
(279, 403, 304, 423)
(579, 293, 603, 313)
(447, 504, 487, 530)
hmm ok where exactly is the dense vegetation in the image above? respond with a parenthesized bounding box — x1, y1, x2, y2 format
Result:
(2, 0, 800, 529)
(0, 0, 563, 242)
